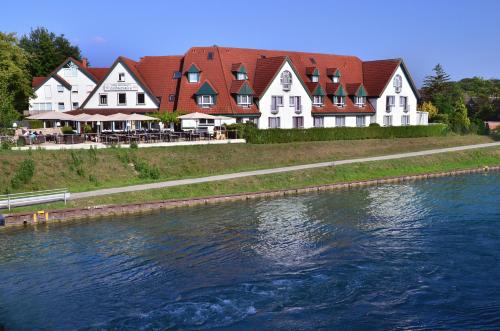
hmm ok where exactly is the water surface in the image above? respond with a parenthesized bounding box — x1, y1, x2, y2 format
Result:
(0, 173, 499, 330)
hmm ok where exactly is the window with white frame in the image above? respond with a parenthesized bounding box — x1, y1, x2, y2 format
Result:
(313, 95, 324, 106)
(137, 92, 145, 105)
(393, 74, 402, 93)
(58, 102, 64, 111)
(188, 72, 199, 83)
(401, 115, 410, 126)
(268, 117, 281, 128)
(99, 94, 108, 105)
(354, 96, 366, 107)
(335, 116, 346, 127)
(118, 93, 127, 105)
(314, 117, 324, 128)
(236, 72, 248, 80)
(356, 115, 366, 127)
(400, 96, 408, 111)
(72, 85, 78, 94)
(63, 63, 77, 77)
(197, 95, 214, 108)
(72, 102, 79, 109)
(57, 85, 64, 93)
(293, 116, 304, 128)
(271, 95, 284, 113)
(332, 76, 340, 83)
(280, 70, 292, 91)
(383, 115, 393, 126)
(334, 96, 345, 107)
(386, 95, 395, 111)
(118, 72, 125, 82)
(311, 75, 319, 83)
(237, 95, 252, 107)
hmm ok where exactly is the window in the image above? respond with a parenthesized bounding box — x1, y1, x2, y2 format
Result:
(289, 96, 301, 111)
(271, 95, 283, 113)
(57, 85, 64, 93)
(335, 116, 346, 127)
(280, 70, 292, 91)
(236, 72, 248, 80)
(46, 103, 52, 111)
(293, 116, 304, 129)
(314, 117, 324, 128)
(401, 115, 410, 126)
(63, 65, 77, 77)
(393, 74, 402, 93)
(44, 85, 52, 98)
(311, 75, 319, 83)
(99, 94, 108, 105)
(386, 95, 395, 111)
(137, 92, 145, 105)
(383, 115, 393, 126)
(332, 76, 340, 83)
(173, 71, 182, 79)
(354, 96, 366, 107)
(334, 96, 345, 107)
(118, 93, 127, 105)
(356, 116, 366, 127)
(400, 96, 408, 111)
(58, 102, 64, 111)
(197, 95, 214, 108)
(309, 57, 317, 64)
(268, 117, 280, 128)
(207, 52, 214, 60)
(199, 118, 215, 125)
(313, 95, 324, 106)
(118, 72, 125, 82)
(72, 102, 79, 109)
(169, 94, 175, 102)
(237, 95, 252, 107)
(188, 72, 199, 83)
(72, 86, 78, 94)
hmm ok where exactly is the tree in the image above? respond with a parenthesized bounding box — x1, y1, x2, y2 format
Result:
(0, 32, 33, 112)
(449, 100, 471, 134)
(19, 27, 82, 77)
(422, 64, 451, 101)
(152, 111, 185, 127)
(0, 80, 19, 128)
(419, 101, 439, 120)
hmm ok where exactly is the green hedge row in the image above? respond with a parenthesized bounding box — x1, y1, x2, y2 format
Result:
(229, 124, 449, 144)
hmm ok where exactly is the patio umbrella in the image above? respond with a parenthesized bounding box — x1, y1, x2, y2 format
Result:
(177, 112, 218, 120)
(127, 113, 158, 121)
(27, 111, 76, 121)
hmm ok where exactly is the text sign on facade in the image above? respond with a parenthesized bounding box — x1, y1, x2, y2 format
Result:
(103, 83, 138, 91)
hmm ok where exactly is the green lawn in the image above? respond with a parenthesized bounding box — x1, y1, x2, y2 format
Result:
(0, 135, 494, 194)
(8, 147, 500, 214)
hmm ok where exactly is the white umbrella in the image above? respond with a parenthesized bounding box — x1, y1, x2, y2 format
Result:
(178, 112, 218, 120)
(127, 113, 158, 121)
(27, 111, 75, 121)
(106, 113, 131, 121)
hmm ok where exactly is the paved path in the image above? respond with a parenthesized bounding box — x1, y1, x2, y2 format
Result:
(71, 142, 500, 200)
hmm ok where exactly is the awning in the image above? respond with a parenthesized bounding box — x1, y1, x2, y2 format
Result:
(27, 111, 76, 121)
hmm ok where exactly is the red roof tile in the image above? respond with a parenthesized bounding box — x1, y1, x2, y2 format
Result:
(86, 67, 109, 81)
(362, 59, 400, 97)
(32, 76, 46, 88)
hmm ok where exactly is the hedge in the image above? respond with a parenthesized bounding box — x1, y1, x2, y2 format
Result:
(233, 124, 449, 144)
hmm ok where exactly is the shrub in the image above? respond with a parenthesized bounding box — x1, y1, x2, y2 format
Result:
(130, 141, 139, 149)
(1, 140, 13, 150)
(83, 124, 93, 134)
(225, 122, 258, 140)
(134, 159, 160, 180)
(242, 125, 448, 144)
(469, 118, 489, 135)
(61, 126, 74, 134)
(11, 159, 35, 189)
(28, 120, 44, 129)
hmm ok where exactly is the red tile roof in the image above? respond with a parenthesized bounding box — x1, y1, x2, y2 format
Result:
(32, 76, 46, 88)
(67, 108, 157, 115)
(86, 68, 109, 81)
(362, 59, 400, 97)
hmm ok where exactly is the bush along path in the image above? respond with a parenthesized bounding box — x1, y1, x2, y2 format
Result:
(71, 141, 500, 200)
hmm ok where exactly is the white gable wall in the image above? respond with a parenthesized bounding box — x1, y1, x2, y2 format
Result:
(29, 77, 71, 113)
(83, 62, 157, 110)
(55, 62, 97, 108)
(373, 65, 419, 126)
(258, 61, 312, 129)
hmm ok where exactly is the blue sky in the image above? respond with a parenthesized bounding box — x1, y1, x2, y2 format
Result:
(2, 0, 500, 86)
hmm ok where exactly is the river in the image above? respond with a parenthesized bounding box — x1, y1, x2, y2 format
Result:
(0, 173, 499, 330)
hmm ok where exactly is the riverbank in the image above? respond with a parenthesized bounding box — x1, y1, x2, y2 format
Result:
(0, 135, 493, 194)
(3, 147, 499, 227)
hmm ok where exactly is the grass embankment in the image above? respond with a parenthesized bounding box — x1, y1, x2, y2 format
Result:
(0, 135, 494, 194)
(8, 147, 500, 214)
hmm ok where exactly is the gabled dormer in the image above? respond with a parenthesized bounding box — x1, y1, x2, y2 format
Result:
(346, 83, 368, 107)
(186, 64, 201, 83)
(327, 68, 341, 83)
(327, 83, 346, 108)
(306, 67, 320, 82)
(311, 84, 326, 107)
(230, 80, 255, 107)
(195, 81, 217, 108)
(231, 63, 248, 80)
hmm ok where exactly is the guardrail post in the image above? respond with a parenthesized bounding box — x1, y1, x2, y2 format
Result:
(64, 190, 67, 205)
(8, 194, 10, 211)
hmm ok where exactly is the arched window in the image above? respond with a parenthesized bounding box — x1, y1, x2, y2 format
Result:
(280, 70, 292, 91)
(393, 74, 402, 93)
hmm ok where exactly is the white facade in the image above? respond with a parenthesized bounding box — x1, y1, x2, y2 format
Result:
(371, 65, 420, 126)
(83, 62, 157, 110)
(29, 60, 97, 114)
(257, 61, 313, 129)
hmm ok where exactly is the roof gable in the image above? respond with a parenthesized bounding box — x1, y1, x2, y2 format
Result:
(187, 64, 201, 73)
(346, 83, 368, 96)
(195, 81, 217, 95)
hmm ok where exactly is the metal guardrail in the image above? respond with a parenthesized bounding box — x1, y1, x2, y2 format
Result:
(0, 188, 70, 210)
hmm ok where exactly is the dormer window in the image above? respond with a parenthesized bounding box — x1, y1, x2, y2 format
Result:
(236, 72, 248, 80)
(354, 96, 366, 107)
(118, 72, 125, 82)
(280, 70, 292, 91)
(334, 96, 345, 107)
(311, 75, 319, 83)
(332, 76, 340, 83)
(197, 95, 214, 108)
(237, 95, 253, 107)
(187, 64, 201, 83)
(328, 69, 341, 83)
(313, 95, 324, 106)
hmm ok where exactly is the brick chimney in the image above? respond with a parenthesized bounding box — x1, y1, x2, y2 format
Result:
(82, 58, 88, 68)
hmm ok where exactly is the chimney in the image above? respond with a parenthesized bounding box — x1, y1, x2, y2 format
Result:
(82, 58, 88, 68)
